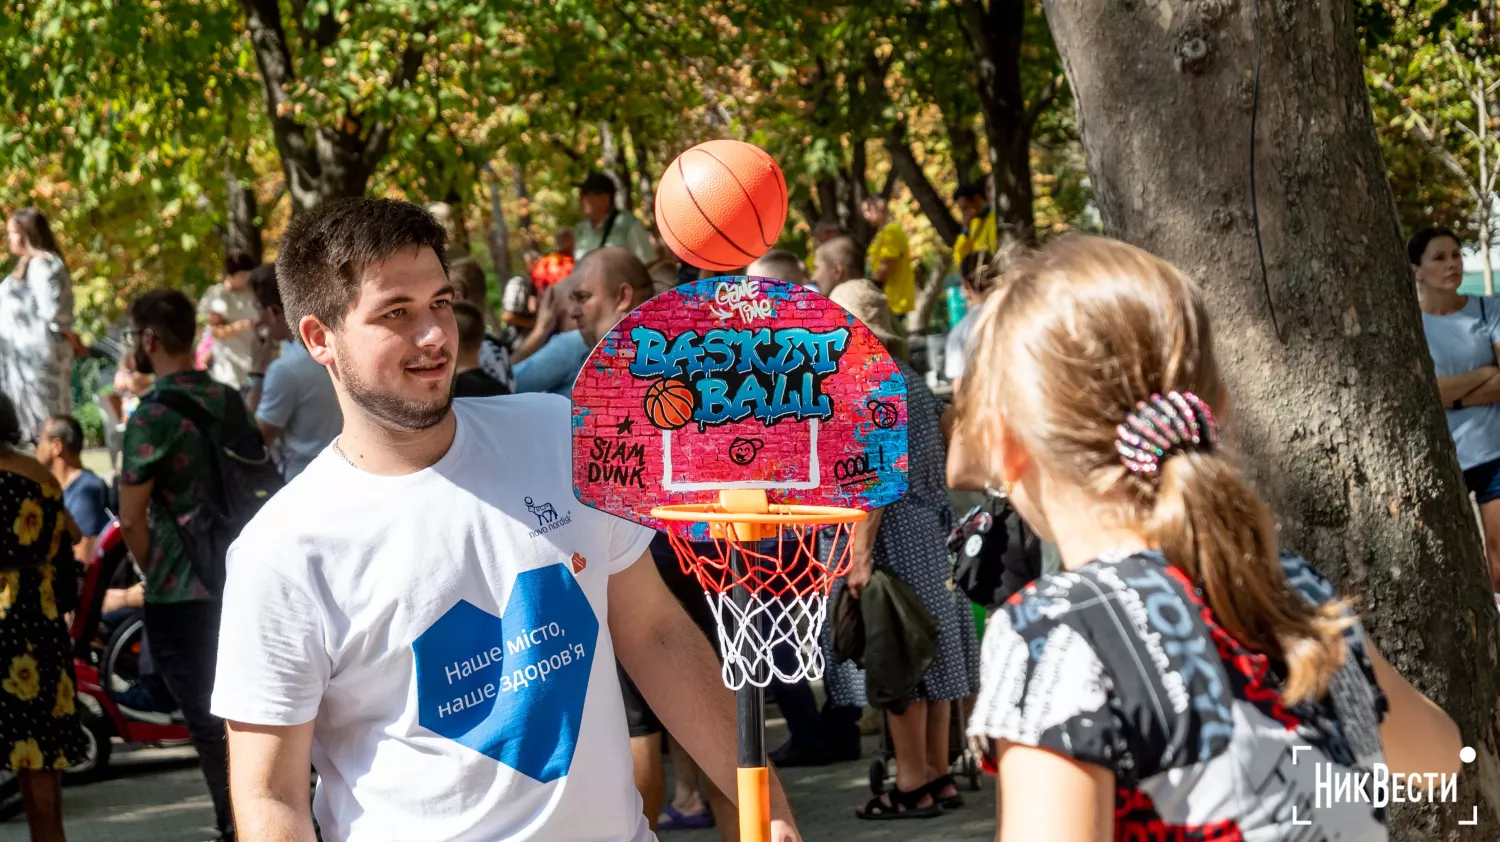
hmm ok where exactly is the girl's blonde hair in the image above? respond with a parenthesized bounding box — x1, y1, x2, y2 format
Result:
(957, 235, 1349, 703)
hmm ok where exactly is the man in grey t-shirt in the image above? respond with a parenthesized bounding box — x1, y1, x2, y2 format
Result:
(245, 265, 342, 481)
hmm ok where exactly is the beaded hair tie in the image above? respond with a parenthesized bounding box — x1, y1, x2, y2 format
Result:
(1114, 391, 1218, 475)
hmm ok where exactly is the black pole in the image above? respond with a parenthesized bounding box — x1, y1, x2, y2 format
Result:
(729, 544, 765, 768)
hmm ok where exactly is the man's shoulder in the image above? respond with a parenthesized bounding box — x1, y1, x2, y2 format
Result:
(458, 391, 569, 424)
(74, 469, 108, 494)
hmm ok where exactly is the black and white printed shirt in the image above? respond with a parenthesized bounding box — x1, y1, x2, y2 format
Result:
(969, 551, 1389, 841)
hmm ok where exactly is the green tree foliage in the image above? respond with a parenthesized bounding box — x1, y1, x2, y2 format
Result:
(2, 0, 1090, 334)
(1363, 0, 1500, 281)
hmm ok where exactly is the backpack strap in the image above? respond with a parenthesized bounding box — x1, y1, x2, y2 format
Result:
(599, 210, 619, 246)
(144, 388, 217, 434)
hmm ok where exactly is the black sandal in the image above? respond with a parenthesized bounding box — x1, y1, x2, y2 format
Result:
(923, 773, 965, 809)
(855, 786, 943, 820)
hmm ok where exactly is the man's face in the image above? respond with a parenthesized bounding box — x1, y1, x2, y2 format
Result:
(957, 196, 983, 224)
(811, 250, 843, 297)
(322, 246, 457, 432)
(862, 203, 885, 227)
(226, 269, 251, 291)
(579, 192, 611, 222)
(259, 303, 290, 343)
(33, 431, 59, 466)
(569, 267, 625, 349)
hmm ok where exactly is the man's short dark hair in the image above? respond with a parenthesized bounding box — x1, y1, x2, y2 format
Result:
(225, 252, 259, 277)
(42, 415, 84, 455)
(451, 300, 486, 353)
(1408, 226, 1461, 266)
(249, 263, 281, 310)
(0, 391, 19, 447)
(275, 198, 449, 334)
(129, 289, 197, 355)
(449, 259, 489, 304)
(953, 182, 986, 203)
(578, 172, 618, 197)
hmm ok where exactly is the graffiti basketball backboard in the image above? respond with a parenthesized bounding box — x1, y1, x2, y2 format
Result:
(571, 276, 908, 530)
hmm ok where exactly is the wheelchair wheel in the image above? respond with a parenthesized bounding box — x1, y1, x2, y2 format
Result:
(868, 757, 888, 795)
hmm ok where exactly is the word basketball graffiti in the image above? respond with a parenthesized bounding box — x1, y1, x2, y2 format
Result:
(572, 276, 910, 533)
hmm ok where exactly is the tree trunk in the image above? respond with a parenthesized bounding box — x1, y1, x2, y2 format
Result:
(1044, 1, 1500, 837)
(909, 253, 950, 335)
(957, 0, 1036, 242)
(629, 124, 655, 231)
(848, 138, 874, 251)
(599, 121, 630, 212)
(943, 105, 984, 186)
(222, 172, 263, 263)
(484, 163, 511, 283)
(239, 0, 422, 213)
(887, 123, 964, 246)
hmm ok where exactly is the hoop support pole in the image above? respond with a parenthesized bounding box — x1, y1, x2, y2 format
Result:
(728, 540, 771, 842)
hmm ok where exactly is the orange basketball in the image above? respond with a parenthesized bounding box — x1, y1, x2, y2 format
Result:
(655, 139, 787, 272)
(644, 379, 696, 430)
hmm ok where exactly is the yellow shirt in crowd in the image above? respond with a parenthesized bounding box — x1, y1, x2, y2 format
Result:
(952, 207, 997, 269)
(867, 222, 915, 315)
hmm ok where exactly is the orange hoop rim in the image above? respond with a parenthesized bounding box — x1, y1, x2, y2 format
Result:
(650, 503, 867, 525)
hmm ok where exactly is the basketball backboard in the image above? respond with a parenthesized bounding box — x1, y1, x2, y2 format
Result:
(572, 276, 909, 532)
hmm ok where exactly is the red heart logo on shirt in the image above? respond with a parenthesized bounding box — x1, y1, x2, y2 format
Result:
(570, 553, 588, 574)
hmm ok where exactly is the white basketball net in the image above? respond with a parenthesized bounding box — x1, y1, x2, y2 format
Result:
(664, 522, 856, 691)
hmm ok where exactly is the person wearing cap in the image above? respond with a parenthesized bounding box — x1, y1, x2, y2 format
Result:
(951, 182, 997, 270)
(821, 277, 979, 820)
(574, 172, 656, 265)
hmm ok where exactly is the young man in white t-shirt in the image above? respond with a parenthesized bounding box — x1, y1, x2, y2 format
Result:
(211, 198, 800, 842)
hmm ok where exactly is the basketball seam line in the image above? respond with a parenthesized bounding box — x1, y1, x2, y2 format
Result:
(677, 155, 761, 262)
(658, 191, 738, 271)
(695, 147, 777, 249)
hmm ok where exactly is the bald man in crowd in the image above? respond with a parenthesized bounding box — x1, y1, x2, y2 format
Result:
(810, 236, 862, 298)
(748, 249, 809, 286)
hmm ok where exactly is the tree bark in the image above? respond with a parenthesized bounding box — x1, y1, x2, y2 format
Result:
(238, 0, 424, 213)
(1043, 1, 1500, 837)
(222, 171, 263, 263)
(629, 124, 655, 231)
(599, 121, 630, 212)
(943, 104, 984, 186)
(957, 0, 1036, 242)
(483, 163, 511, 283)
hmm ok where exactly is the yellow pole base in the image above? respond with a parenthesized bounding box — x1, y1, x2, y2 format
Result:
(737, 766, 771, 842)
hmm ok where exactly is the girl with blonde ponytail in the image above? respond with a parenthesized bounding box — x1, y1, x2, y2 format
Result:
(955, 236, 1461, 841)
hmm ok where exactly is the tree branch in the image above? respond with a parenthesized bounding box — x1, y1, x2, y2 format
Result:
(1024, 74, 1063, 130)
(239, 0, 320, 209)
(885, 122, 963, 246)
(1376, 77, 1482, 202)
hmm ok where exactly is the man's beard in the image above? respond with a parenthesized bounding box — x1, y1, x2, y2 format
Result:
(335, 347, 453, 432)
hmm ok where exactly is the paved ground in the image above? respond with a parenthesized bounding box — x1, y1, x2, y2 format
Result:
(0, 722, 994, 842)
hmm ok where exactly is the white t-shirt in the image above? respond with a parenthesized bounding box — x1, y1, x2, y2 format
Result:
(256, 340, 343, 481)
(212, 395, 657, 842)
(944, 308, 979, 381)
(198, 280, 260, 388)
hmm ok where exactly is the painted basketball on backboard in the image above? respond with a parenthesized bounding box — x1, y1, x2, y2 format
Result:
(572, 276, 909, 531)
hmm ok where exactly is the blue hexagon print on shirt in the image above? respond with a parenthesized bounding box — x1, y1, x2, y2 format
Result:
(413, 564, 598, 782)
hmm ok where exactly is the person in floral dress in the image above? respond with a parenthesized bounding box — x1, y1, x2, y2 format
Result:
(0, 390, 88, 842)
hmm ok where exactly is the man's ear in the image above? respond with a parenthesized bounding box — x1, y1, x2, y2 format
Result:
(615, 281, 634, 313)
(302, 315, 335, 367)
